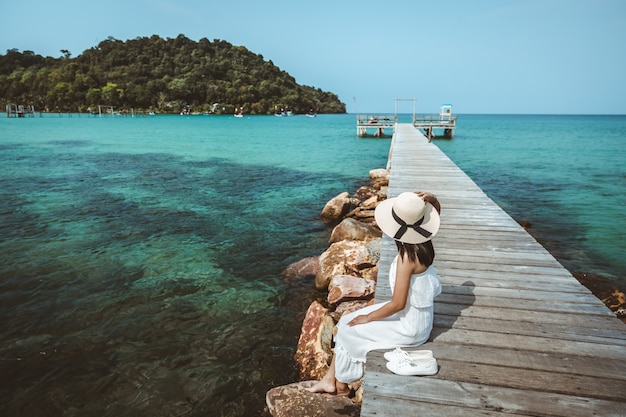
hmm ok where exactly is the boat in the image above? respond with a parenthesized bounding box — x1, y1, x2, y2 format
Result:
(234, 106, 244, 118)
(274, 106, 293, 117)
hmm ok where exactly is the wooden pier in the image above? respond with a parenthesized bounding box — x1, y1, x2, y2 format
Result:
(413, 104, 457, 140)
(360, 124, 626, 416)
(6, 103, 35, 118)
(356, 114, 396, 137)
(357, 100, 457, 139)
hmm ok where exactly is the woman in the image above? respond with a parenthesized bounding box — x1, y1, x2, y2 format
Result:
(306, 191, 442, 396)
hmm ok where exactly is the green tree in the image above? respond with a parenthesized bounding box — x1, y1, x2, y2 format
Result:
(101, 82, 123, 106)
(0, 35, 346, 114)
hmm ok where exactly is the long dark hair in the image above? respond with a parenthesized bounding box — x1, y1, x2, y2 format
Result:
(395, 239, 435, 267)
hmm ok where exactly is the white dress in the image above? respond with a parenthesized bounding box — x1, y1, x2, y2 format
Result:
(333, 255, 442, 383)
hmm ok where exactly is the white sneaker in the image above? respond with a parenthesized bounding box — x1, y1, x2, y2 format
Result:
(383, 347, 433, 363)
(386, 357, 438, 376)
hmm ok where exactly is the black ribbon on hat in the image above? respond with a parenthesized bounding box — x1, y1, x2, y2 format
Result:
(391, 208, 432, 241)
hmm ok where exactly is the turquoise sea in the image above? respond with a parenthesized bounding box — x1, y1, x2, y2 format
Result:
(1, 113, 624, 416)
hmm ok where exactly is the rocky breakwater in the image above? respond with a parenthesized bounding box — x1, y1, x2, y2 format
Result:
(265, 168, 389, 417)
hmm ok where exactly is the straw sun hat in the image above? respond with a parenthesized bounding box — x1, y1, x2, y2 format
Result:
(374, 192, 440, 244)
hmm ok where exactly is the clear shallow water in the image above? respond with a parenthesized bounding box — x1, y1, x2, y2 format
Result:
(0, 114, 391, 417)
(1, 113, 624, 416)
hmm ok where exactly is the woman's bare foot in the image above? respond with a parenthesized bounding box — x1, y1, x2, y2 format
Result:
(304, 379, 336, 394)
(321, 388, 351, 398)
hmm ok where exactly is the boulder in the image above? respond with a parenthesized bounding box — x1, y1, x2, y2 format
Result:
(282, 256, 320, 280)
(369, 168, 389, 180)
(360, 195, 379, 210)
(344, 209, 377, 228)
(293, 301, 335, 381)
(353, 208, 376, 219)
(358, 264, 378, 282)
(320, 192, 351, 224)
(329, 218, 382, 244)
(331, 299, 374, 322)
(314, 240, 380, 291)
(265, 381, 360, 417)
(372, 178, 389, 190)
(365, 238, 382, 264)
(353, 185, 378, 201)
(327, 275, 376, 306)
(348, 197, 362, 207)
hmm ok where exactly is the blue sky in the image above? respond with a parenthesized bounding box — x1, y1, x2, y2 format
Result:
(1, 0, 624, 114)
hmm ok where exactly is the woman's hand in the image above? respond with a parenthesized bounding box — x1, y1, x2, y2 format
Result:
(415, 191, 441, 214)
(415, 191, 436, 204)
(348, 314, 370, 326)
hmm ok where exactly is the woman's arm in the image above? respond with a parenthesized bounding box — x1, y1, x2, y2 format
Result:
(348, 254, 414, 326)
(415, 191, 441, 214)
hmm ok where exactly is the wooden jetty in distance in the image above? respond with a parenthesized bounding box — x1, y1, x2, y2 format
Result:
(357, 99, 457, 139)
(414, 103, 457, 140)
(356, 97, 413, 138)
(356, 114, 397, 137)
(6, 103, 35, 118)
(96, 104, 117, 117)
(360, 123, 626, 417)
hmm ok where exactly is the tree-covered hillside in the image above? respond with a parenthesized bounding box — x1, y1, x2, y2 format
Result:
(0, 34, 346, 114)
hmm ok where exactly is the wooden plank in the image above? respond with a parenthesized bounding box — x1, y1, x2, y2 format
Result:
(365, 352, 626, 401)
(362, 372, 626, 417)
(362, 396, 529, 417)
(414, 344, 626, 381)
(432, 315, 626, 345)
(435, 292, 614, 316)
(429, 328, 626, 360)
(440, 283, 608, 303)
(434, 268, 581, 281)
(360, 124, 626, 417)
(431, 303, 621, 329)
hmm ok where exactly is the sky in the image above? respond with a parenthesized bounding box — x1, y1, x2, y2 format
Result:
(1, 0, 625, 114)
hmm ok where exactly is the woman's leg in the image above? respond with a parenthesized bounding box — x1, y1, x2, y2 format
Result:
(305, 354, 350, 396)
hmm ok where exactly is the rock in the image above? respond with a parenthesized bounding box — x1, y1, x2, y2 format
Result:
(372, 178, 389, 190)
(320, 192, 351, 224)
(282, 256, 320, 280)
(331, 299, 374, 322)
(360, 195, 379, 210)
(327, 275, 376, 306)
(358, 264, 378, 281)
(348, 197, 361, 209)
(354, 186, 378, 201)
(293, 301, 335, 381)
(265, 381, 360, 417)
(315, 240, 380, 291)
(345, 209, 378, 228)
(329, 218, 382, 244)
(369, 168, 388, 180)
(364, 238, 382, 267)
